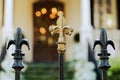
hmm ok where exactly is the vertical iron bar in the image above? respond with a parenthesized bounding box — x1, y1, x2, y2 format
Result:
(15, 70, 20, 80)
(102, 70, 107, 80)
(59, 53, 64, 80)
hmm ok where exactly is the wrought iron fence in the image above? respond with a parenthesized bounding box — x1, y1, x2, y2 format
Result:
(3, 12, 116, 80)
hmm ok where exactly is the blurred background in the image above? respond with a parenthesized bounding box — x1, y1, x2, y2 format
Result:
(0, 0, 120, 80)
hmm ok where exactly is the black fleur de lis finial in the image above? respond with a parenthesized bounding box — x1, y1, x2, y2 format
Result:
(7, 27, 30, 50)
(7, 27, 30, 80)
(93, 28, 115, 80)
(93, 28, 115, 51)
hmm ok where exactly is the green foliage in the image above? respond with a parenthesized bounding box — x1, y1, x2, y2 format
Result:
(22, 58, 120, 80)
(22, 62, 74, 80)
(108, 58, 120, 80)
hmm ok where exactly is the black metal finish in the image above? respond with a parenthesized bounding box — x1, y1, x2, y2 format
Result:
(59, 53, 64, 80)
(7, 27, 30, 80)
(93, 28, 115, 80)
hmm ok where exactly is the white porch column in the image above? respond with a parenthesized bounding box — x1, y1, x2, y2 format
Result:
(2, 0, 14, 43)
(0, 0, 15, 80)
(80, 0, 94, 60)
(74, 0, 96, 80)
(81, 0, 93, 44)
(81, 0, 91, 26)
(79, 0, 94, 61)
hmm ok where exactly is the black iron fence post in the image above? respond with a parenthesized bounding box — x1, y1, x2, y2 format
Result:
(49, 11, 73, 80)
(7, 27, 30, 80)
(93, 28, 115, 80)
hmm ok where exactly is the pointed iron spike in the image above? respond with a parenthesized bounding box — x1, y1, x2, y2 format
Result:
(93, 40, 103, 49)
(7, 40, 16, 49)
(16, 27, 23, 41)
(107, 40, 115, 50)
(57, 11, 67, 27)
(20, 39, 30, 50)
(100, 28, 108, 42)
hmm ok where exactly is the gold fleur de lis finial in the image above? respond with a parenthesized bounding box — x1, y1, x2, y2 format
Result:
(49, 11, 73, 54)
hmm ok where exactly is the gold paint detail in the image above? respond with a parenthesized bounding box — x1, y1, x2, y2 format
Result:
(49, 11, 74, 54)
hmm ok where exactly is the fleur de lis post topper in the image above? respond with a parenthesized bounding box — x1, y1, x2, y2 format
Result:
(49, 11, 73, 80)
(93, 28, 115, 80)
(7, 27, 30, 80)
(49, 11, 73, 54)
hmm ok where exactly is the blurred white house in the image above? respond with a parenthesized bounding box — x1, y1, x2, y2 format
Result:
(0, 0, 119, 80)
